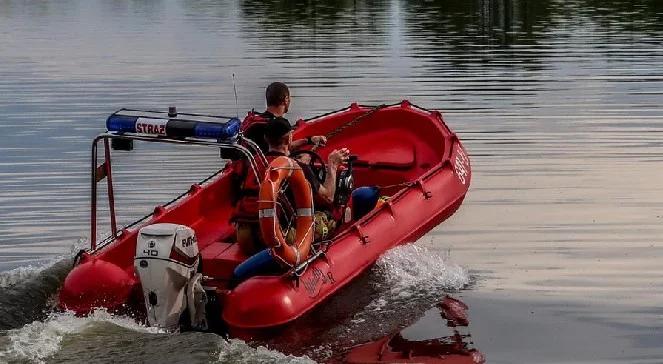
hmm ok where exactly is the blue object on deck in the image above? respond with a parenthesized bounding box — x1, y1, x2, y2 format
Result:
(232, 249, 278, 285)
(351, 186, 380, 220)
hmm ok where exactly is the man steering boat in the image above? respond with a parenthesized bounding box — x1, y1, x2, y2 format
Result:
(245, 82, 327, 153)
(233, 82, 350, 256)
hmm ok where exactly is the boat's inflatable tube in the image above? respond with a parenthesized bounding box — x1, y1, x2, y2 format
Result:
(59, 257, 137, 314)
(258, 156, 314, 267)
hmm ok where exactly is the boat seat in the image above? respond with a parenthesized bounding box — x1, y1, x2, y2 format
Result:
(201, 242, 247, 280)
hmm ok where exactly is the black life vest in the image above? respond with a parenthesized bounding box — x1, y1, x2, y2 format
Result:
(241, 110, 278, 153)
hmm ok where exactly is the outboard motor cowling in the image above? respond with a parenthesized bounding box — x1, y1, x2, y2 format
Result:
(134, 223, 206, 331)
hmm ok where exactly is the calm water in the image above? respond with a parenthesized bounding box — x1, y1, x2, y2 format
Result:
(1, 0, 663, 363)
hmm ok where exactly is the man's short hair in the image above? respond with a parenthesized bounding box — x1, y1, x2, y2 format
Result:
(266, 82, 290, 107)
(264, 117, 292, 147)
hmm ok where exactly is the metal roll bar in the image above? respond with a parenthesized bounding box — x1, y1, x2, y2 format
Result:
(90, 132, 261, 251)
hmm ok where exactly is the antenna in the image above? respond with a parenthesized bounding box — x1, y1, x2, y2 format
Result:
(232, 73, 239, 118)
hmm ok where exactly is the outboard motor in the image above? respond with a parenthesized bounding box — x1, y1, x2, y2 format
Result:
(134, 223, 207, 331)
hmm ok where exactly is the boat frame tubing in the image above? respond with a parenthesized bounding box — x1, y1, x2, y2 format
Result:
(90, 132, 260, 251)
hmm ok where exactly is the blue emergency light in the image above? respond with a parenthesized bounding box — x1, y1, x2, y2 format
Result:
(106, 109, 241, 141)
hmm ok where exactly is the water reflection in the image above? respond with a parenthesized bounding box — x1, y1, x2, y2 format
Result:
(237, 0, 391, 59)
(576, 0, 663, 33)
(346, 295, 484, 363)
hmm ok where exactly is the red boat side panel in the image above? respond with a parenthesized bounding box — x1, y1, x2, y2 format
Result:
(59, 257, 137, 314)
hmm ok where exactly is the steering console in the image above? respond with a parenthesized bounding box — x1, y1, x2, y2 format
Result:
(334, 155, 357, 205)
(290, 150, 357, 206)
(289, 150, 327, 184)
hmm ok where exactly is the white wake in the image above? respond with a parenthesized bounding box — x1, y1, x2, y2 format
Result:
(0, 309, 162, 364)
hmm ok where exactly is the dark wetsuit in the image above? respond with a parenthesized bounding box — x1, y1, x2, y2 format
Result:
(261, 110, 276, 120)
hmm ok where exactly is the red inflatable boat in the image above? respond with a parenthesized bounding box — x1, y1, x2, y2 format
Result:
(58, 101, 471, 334)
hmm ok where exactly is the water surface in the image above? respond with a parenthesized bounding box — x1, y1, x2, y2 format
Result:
(1, 0, 662, 363)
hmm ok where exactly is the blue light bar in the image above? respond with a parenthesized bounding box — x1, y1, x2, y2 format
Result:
(106, 114, 138, 133)
(195, 118, 240, 140)
(105, 111, 241, 141)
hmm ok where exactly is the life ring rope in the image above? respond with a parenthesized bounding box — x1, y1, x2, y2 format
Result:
(258, 156, 315, 267)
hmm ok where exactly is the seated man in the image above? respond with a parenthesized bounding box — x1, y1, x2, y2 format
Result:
(236, 117, 349, 255)
(241, 81, 326, 153)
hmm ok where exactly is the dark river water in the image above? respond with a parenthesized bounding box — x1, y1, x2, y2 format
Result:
(1, 0, 663, 363)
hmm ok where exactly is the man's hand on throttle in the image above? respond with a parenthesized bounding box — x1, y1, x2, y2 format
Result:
(327, 148, 350, 170)
(311, 135, 327, 147)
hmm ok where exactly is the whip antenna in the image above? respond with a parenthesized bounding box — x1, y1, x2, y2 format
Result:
(232, 73, 239, 118)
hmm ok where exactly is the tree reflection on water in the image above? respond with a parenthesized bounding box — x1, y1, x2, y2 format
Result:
(233, 0, 663, 71)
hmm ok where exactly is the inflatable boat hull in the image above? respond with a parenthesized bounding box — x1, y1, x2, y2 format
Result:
(59, 101, 471, 333)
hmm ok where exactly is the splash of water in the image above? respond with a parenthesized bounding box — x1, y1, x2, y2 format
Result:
(216, 339, 315, 364)
(372, 244, 470, 302)
(0, 241, 87, 331)
(0, 239, 85, 289)
(0, 309, 162, 364)
(296, 244, 471, 361)
(0, 264, 51, 289)
(0, 310, 314, 364)
(353, 243, 469, 326)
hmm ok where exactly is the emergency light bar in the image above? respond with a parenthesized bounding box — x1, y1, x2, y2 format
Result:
(106, 108, 241, 141)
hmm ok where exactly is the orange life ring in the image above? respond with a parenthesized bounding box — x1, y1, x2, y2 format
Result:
(258, 156, 314, 267)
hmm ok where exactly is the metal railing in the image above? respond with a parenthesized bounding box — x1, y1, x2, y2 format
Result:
(90, 132, 262, 251)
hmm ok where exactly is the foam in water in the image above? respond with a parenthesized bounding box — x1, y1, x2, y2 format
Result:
(0, 309, 162, 364)
(216, 339, 315, 364)
(372, 244, 470, 301)
(312, 244, 471, 359)
(0, 239, 86, 289)
(347, 244, 468, 326)
(0, 264, 51, 289)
